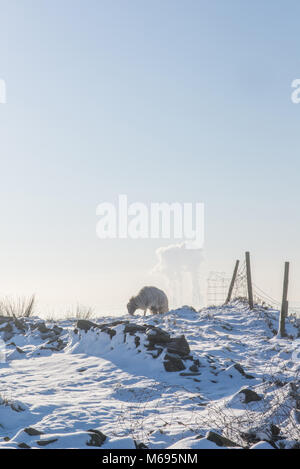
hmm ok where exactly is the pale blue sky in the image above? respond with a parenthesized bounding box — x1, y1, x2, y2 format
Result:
(0, 0, 299, 315)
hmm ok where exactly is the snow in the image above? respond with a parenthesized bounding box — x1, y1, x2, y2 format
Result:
(168, 436, 224, 449)
(250, 441, 274, 449)
(0, 300, 299, 449)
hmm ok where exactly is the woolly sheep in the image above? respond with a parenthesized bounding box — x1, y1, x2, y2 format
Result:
(127, 286, 169, 316)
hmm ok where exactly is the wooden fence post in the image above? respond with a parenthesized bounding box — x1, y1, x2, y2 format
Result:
(225, 260, 239, 304)
(278, 262, 290, 337)
(245, 251, 254, 309)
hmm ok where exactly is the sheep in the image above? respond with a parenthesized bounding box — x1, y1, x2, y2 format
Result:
(127, 286, 169, 316)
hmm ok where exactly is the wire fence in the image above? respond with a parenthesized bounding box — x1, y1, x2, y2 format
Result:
(221, 260, 300, 317)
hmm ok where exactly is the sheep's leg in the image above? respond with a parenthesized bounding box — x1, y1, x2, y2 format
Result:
(143, 309, 147, 316)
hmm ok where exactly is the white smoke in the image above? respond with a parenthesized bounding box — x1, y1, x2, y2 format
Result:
(152, 242, 204, 309)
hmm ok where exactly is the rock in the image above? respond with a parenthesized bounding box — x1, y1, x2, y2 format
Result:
(37, 323, 51, 334)
(108, 320, 128, 327)
(234, 363, 254, 379)
(166, 335, 190, 357)
(179, 372, 201, 376)
(76, 319, 100, 332)
(37, 438, 58, 446)
(56, 339, 66, 350)
(134, 336, 140, 347)
(10, 402, 26, 412)
(189, 364, 199, 372)
(76, 319, 195, 376)
(206, 431, 239, 447)
(134, 440, 148, 449)
(164, 354, 186, 372)
(100, 326, 116, 339)
(18, 442, 31, 449)
(52, 325, 63, 335)
(270, 424, 280, 437)
(240, 431, 259, 444)
(76, 320, 116, 339)
(146, 327, 170, 345)
(238, 388, 262, 404)
(24, 427, 44, 436)
(86, 429, 106, 447)
(124, 324, 147, 335)
(40, 333, 56, 342)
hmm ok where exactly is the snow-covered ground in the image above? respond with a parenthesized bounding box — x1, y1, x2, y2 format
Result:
(0, 300, 299, 449)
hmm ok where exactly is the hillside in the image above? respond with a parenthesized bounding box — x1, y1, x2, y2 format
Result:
(0, 300, 299, 449)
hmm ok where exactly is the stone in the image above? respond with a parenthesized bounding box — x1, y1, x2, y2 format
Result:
(18, 442, 31, 449)
(37, 438, 58, 446)
(166, 335, 190, 357)
(134, 441, 148, 449)
(86, 429, 106, 447)
(270, 424, 280, 437)
(189, 364, 199, 372)
(179, 372, 201, 376)
(76, 320, 116, 339)
(100, 326, 116, 339)
(108, 320, 128, 327)
(240, 431, 259, 444)
(37, 323, 51, 334)
(238, 388, 262, 404)
(164, 354, 186, 372)
(124, 324, 147, 335)
(146, 327, 170, 345)
(24, 427, 44, 436)
(234, 363, 254, 379)
(52, 325, 63, 335)
(206, 431, 239, 447)
(76, 319, 100, 332)
(134, 336, 140, 347)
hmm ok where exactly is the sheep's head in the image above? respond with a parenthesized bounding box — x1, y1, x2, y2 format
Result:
(127, 297, 137, 316)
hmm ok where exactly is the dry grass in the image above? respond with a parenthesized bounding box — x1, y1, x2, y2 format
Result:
(66, 304, 94, 320)
(0, 295, 35, 318)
